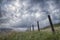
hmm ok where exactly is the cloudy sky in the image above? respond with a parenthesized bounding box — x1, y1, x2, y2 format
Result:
(0, 0, 60, 30)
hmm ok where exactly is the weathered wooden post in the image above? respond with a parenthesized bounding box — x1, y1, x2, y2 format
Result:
(37, 21, 40, 31)
(43, 10, 55, 33)
(30, 26, 31, 31)
(32, 25, 34, 31)
(48, 15, 55, 33)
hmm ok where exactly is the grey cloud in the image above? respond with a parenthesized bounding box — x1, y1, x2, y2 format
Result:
(0, 0, 60, 29)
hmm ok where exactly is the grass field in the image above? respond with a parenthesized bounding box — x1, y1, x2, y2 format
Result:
(0, 24, 60, 40)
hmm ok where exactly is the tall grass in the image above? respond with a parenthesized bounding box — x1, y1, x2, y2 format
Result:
(0, 24, 60, 40)
(0, 30, 60, 40)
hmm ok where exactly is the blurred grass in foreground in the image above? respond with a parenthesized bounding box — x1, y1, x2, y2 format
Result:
(0, 23, 60, 40)
(0, 30, 60, 40)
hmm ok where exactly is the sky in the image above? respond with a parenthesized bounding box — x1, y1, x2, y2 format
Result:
(0, 0, 60, 31)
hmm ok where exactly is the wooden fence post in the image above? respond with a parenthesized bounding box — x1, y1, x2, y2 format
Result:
(37, 21, 40, 31)
(30, 26, 31, 31)
(48, 15, 55, 33)
(32, 25, 34, 31)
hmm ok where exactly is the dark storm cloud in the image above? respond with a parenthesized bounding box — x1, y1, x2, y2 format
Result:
(30, 0, 44, 4)
(0, 0, 2, 3)
(0, 0, 60, 29)
(0, 18, 9, 23)
(19, 0, 60, 28)
(30, 0, 60, 12)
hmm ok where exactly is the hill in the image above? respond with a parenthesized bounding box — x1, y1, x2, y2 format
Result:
(0, 23, 60, 40)
(42, 23, 60, 29)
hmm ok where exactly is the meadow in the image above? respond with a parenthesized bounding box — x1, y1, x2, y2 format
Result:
(0, 24, 60, 40)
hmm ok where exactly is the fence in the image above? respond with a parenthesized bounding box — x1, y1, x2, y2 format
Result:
(29, 15, 55, 33)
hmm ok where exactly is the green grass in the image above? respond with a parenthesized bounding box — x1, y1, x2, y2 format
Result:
(0, 23, 60, 40)
(0, 30, 60, 40)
